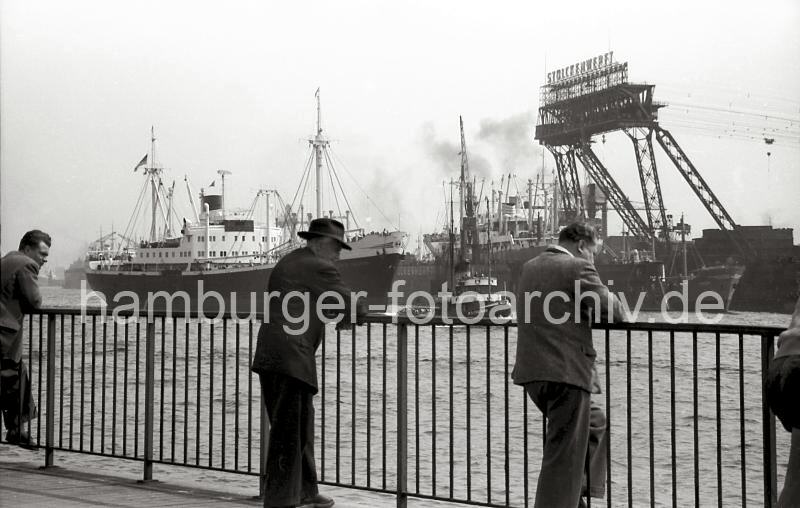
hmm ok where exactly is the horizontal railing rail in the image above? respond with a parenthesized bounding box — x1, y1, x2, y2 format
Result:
(0, 307, 789, 507)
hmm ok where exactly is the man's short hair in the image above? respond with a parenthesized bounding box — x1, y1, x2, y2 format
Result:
(558, 223, 597, 244)
(19, 230, 52, 250)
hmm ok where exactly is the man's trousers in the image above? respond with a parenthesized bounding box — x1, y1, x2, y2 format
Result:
(0, 358, 36, 434)
(525, 381, 607, 508)
(260, 372, 319, 508)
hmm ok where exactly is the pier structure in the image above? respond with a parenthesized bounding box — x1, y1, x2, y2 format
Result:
(0, 308, 790, 507)
(534, 53, 755, 262)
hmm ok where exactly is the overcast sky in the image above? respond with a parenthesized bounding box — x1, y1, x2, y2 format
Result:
(2, 0, 799, 269)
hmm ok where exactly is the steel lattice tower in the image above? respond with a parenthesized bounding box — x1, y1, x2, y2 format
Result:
(534, 54, 754, 261)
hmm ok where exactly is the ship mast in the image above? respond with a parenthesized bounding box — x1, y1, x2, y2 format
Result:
(310, 88, 329, 219)
(148, 126, 161, 243)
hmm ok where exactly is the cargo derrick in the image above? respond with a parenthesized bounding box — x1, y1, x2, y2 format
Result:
(534, 53, 755, 263)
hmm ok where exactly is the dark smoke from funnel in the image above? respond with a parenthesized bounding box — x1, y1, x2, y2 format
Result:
(478, 111, 543, 173)
(421, 122, 492, 178)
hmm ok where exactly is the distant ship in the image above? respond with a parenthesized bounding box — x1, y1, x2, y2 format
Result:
(395, 118, 740, 312)
(692, 226, 800, 313)
(85, 92, 406, 312)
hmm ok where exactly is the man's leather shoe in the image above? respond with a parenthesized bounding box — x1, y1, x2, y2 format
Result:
(299, 494, 335, 508)
(5, 428, 35, 449)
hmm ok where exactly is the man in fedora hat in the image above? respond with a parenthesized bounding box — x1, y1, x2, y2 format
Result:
(252, 218, 366, 508)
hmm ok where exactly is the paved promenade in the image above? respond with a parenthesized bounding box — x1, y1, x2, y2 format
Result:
(0, 445, 455, 508)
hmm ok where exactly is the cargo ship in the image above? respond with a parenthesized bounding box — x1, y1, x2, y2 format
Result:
(86, 92, 406, 312)
(396, 118, 748, 313)
(692, 226, 800, 313)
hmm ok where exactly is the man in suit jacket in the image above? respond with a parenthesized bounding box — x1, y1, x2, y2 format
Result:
(513, 223, 627, 508)
(767, 296, 800, 507)
(252, 218, 366, 508)
(1, 230, 50, 446)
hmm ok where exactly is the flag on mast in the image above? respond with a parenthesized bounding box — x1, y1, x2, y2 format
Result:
(315, 87, 320, 98)
(133, 154, 148, 172)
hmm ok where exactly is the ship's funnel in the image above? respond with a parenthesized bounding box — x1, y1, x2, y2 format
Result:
(201, 194, 223, 211)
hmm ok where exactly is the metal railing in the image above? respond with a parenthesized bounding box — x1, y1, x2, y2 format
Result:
(0, 308, 789, 507)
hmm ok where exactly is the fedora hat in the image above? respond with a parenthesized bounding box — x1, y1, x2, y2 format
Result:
(298, 218, 352, 250)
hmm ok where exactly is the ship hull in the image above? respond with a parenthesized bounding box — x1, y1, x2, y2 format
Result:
(396, 257, 743, 313)
(730, 260, 800, 313)
(86, 252, 404, 314)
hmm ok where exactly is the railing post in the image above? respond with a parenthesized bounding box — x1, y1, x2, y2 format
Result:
(259, 394, 269, 498)
(143, 319, 155, 481)
(44, 314, 56, 467)
(396, 322, 408, 508)
(761, 334, 777, 507)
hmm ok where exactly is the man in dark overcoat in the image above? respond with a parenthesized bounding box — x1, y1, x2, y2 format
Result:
(252, 218, 366, 508)
(513, 223, 627, 508)
(1, 229, 50, 446)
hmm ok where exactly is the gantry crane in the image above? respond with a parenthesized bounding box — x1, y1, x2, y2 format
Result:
(534, 56, 755, 260)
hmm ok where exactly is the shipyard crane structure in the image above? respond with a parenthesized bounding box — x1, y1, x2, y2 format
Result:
(534, 52, 756, 261)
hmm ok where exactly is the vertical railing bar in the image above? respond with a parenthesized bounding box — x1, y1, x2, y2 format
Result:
(449, 325, 454, 499)
(466, 325, 472, 501)
(123, 321, 129, 456)
(504, 325, 510, 507)
(171, 317, 177, 462)
(90, 315, 96, 452)
(692, 332, 700, 506)
(485, 325, 491, 505)
(101, 318, 107, 453)
(70, 315, 75, 450)
(431, 324, 437, 497)
(222, 318, 228, 469)
(44, 314, 56, 466)
(523, 386, 529, 508)
(258, 318, 267, 493)
(383, 322, 388, 490)
(247, 319, 253, 472)
(414, 324, 420, 495)
(669, 330, 677, 508)
(235, 320, 240, 470)
(80, 318, 86, 452)
(26, 315, 33, 442)
(352, 324, 357, 485)
(627, 328, 632, 508)
(38, 316, 43, 443)
(648, 330, 654, 508)
(59, 314, 64, 450)
(693, 331, 700, 508)
(336, 326, 341, 484)
(397, 322, 408, 508)
(112, 319, 118, 455)
(209, 321, 214, 468)
(184, 320, 190, 464)
(716, 332, 722, 508)
(321, 323, 327, 481)
(134, 320, 139, 457)
(738, 333, 747, 508)
(100, 317, 108, 454)
(143, 319, 155, 481)
(366, 323, 372, 488)
(196, 322, 202, 466)
(761, 334, 777, 508)
(605, 328, 612, 508)
(159, 316, 166, 462)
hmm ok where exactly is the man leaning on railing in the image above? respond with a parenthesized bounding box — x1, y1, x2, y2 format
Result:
(512, 222, 629, 508)
(766, 295, 800, 507)
(0, 229, 51, 447)
(251, 218, 366, 508)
